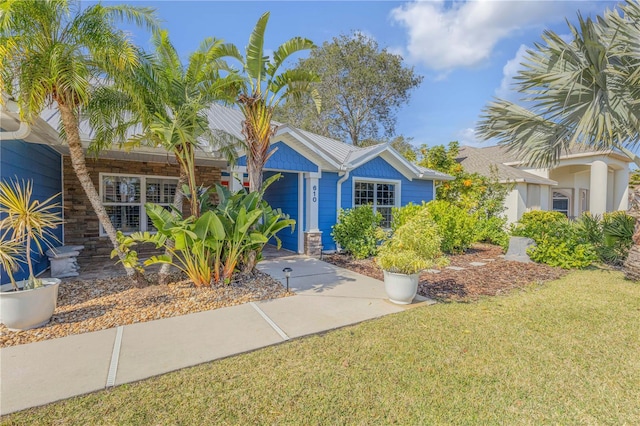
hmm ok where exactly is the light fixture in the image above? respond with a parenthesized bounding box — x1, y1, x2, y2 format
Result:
(282, 267, 293, 292)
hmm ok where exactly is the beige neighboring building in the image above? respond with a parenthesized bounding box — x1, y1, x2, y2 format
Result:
(458, 145, 632, 224)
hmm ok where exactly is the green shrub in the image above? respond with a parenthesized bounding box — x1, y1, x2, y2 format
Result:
(425, 200, 477, 254)
(475, 216, 509, 251)
(601, 212, 635, 265)
(510, 210, 567, 239)
(332, 206, 383, 259)
(576, 211, 636, 266)
(512, 211, 597, 268)
(376, 209, 447, 274)
(391, 202, 423, 232)
(569, 211, 635, 266)
(115, 175, 295, 286)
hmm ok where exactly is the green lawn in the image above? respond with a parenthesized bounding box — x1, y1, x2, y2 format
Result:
(3, 270, 639, 425)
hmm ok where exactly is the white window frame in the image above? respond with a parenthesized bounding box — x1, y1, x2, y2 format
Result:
(99, 172, 179, 236)
(352, 178, 401, 228)
(552, 189, 572, 217)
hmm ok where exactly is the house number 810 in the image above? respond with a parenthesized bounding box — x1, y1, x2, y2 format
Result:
(312, 185, 317, 203)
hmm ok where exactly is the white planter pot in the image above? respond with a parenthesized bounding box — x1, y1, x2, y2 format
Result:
(383, 270, 419, 305)
(0, 278, 61, 331)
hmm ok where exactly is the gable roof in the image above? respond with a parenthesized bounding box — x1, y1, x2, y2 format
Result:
(1, 99, 452, 181)
(204, 103, 452, 181)
(458, 146, 557, 186)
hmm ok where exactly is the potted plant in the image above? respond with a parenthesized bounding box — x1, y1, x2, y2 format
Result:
(376, 210, 447, 304)
(0, 179, 63, 330)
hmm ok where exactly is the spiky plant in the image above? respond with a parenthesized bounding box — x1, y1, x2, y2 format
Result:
(0, 233, 25, 290)
(0, 179, 63, 289)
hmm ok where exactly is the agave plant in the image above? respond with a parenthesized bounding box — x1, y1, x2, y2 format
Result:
(0, 179, 63, 290)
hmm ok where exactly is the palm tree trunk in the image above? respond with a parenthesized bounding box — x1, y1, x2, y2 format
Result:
(247, 156, 263, 193)
(623, 188, 640, 281)
(57, 101, 136, 278)
(623, 243, 640, 281)
(158, 163, 187, 283)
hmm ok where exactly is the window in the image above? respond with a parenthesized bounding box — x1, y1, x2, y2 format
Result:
(101, 174, 178, 235)
(552, 191, 570, 217)
(354, 181, 398, 228)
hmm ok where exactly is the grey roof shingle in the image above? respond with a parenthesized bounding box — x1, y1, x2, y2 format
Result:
(478, 144, 627, 164)
(458, 146, 557, 185)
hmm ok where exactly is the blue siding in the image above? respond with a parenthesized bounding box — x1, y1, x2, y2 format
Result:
(324, 157, 434, 251)
(400, 179, 434, 206)
(237, 141, 318, 172)
(340, 157, 434, 208)
(318, 172, 339, 250)
(263, 171, 298, 252)
(1, 139, 62, 283)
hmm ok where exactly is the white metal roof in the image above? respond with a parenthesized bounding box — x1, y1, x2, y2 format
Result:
(2, 100, 452, 181)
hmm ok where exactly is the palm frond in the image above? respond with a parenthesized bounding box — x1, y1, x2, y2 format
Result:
(476, 3, 640, 168)
(267, 37, 316, 78)
(245, 12, 270, 91)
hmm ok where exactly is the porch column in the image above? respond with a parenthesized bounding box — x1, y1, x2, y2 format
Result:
(614, 167, 629, 211)
(228, 167, 245, 192)
(540, 185, 550, 211)
(304, 172, 322, 256)
(590, 160, 608, 215)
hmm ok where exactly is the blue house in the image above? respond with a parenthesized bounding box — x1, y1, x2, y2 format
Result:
(207, 105, 452, 254)
(1, 102, 451, 282)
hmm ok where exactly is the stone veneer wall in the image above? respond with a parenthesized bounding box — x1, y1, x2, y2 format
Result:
(304, 231, 323, 257)
(63, 156, 221, 259)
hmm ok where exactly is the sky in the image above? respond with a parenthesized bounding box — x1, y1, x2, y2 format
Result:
(105, 0, 619, 149)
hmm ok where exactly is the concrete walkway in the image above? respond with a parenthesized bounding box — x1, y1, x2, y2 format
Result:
(0, 255, 433, 416)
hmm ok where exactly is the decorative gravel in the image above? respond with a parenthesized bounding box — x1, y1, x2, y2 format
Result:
(324, 244, 567, 302)
(0, 270, 291, 348)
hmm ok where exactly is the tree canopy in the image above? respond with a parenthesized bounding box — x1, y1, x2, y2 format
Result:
(274, 32, 423, 147)
(476, 1, 640, 168)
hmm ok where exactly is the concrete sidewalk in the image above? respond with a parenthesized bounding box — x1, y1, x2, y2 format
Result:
(0, 256, 433, 416)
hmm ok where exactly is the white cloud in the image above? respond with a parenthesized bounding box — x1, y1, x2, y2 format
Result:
(391, 0, 575, 71)
(458, 126, 494, 147)
(495, 44, 529, 99)
(458, 127, 479, 145)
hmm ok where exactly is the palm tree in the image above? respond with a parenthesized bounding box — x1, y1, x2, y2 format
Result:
(476, 1, 640, 279)
(235, 12, 321, 192)
(87, 30, 243, 283)
(89, 29, 243, 219)
(0, 0, 157, 277)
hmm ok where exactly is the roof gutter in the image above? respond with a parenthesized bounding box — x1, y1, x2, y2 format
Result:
(0, 98, 32, 140)
(0, 120, 31, 140)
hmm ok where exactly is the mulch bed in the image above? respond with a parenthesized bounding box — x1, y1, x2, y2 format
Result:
(324, 244, 567, 302)
(0, 270, 291, 348)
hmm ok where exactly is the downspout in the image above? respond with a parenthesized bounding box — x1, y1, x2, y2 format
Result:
(336, 168, 351, 222)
